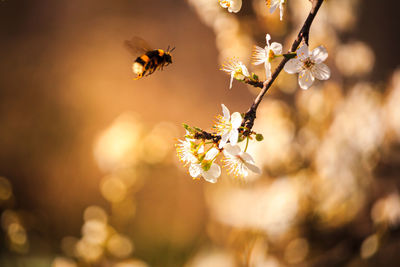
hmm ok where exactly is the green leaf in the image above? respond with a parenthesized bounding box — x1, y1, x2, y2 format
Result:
(251, 73, 259, 80)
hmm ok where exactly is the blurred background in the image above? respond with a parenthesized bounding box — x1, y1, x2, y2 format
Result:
(0, 0, 399, 266)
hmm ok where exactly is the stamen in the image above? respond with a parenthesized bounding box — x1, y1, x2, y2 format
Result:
(302, 58, 314, 69)
(219, 0, 231, 7)
(214, 115, 233, 135)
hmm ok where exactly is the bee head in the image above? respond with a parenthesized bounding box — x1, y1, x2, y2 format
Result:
(165, 46, 175, 63)
(165, 53, 173, 64)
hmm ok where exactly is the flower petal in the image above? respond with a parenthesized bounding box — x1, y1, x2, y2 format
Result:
(230, 112, 242, 129)
(269, 3, 278, 14)
(298, 70, 315, 90)
(189, 164, 201, 178)
(229, 73, 234, 89)
(228, 0, 242, 13)
(240, 63, 250, 77)
(266, 33, 271, 44)
(297, 44, 309, 60)
(241, 168, 249, 177)
(223, 144, 241, 156)
(252, 46, 267, 65)
(270, 42, 282, 55)
(205, 147, 219, 160)
(311, 45, 328, 64)
(240, 151, 256, 164)
(244, 161, 262, 174)
(311, 63, 331, 80)
(219, 132, 230, 149)
(229, 129, 239, 146)
(198, 145, 204, 154)
(221, 104, 230, 119)
(284, 59, 302, 74)
(265, 61, 272, 80)
(202, 163, 221, 183)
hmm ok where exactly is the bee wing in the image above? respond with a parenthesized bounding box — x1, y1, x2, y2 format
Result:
(124, 36, 153, 57)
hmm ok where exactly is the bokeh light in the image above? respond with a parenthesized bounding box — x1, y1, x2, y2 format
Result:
(107, 233, 134, 258)
(0, 176, 12, 202)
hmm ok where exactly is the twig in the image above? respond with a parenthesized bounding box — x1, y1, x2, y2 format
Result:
(194, 130, 221, 143)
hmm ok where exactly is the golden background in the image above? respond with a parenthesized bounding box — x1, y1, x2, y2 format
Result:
(0, 0, 399, 266)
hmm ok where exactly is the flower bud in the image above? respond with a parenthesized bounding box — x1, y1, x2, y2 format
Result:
(255, 133, 264, 141)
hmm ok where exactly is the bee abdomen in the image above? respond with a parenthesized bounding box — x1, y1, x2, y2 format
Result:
(135, 56, 146, 65)
(139, 54, 150, 63)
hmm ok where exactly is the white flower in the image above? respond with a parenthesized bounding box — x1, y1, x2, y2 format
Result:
(215, 104, 242, 149)
(221, 58, 250, 89)
(284, 44, 331, 90)
(176, 137, 198, 166)
(189, 148, 221, 183)
(252, 34, 282, 80)
(267, 0, 285, 21)
(219, 0, 242, 13)
(223, 144, 261, 177)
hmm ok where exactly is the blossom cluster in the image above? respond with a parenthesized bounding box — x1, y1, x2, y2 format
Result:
(176, 104, 262, 183)
(222, 34, 331, 90)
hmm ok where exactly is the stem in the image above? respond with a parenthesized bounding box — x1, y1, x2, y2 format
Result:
(244, 137, 249, 152)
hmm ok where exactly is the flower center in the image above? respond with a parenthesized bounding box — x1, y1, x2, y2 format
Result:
(268, 49, 275, 61)
(303, 58, 315, 69)
(201, 160, 212, 171)
(220, 0, 231, 7)
(234, 67, 243, 76)
(223, 155, 246, 177)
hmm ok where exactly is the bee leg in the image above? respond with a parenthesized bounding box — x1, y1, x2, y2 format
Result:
(143, 68, 150, 76)
(149, 67, 156, 74)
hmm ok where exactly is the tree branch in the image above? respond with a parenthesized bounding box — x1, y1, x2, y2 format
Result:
(191, 0, 325, 142)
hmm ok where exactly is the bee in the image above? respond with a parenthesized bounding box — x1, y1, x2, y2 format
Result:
(124, 37, 175, 80)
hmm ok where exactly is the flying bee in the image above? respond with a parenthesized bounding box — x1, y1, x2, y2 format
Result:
(124, 36, 175, 80)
